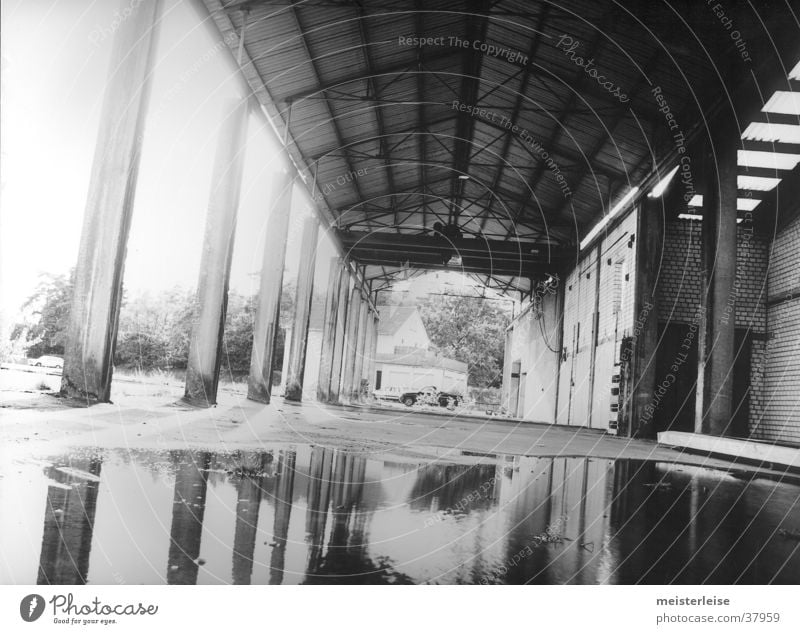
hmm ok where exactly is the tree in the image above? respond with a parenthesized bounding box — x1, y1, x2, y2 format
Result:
(115, 288, 191, 370)
(16, 272, 74, 358)
(416, 295, 511, 388)
(8, 272, 298, 378)
(220, 292, 256, 378)
(115, 330, 169, 372)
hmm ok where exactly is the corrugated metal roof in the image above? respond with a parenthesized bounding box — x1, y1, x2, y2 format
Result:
(203, 0, 798, 295)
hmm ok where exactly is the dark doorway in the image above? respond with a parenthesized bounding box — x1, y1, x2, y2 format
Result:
(730, 330, 752, 438)
(653, 323, 751, 437)
(653, 323, 698, 433)
(375, 370, 382, 390)
(509, 361, 521, 417)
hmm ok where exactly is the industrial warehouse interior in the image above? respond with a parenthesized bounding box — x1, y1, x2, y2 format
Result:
(1, 0, 799, 629)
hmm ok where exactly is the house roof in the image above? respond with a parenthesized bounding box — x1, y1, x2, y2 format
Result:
(377, 305, 419, 336)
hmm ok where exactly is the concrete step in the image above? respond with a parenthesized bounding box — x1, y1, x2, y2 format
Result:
(658, 431, 800, 471)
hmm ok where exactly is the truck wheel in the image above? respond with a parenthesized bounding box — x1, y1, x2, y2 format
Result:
(403, 396, 415, 407)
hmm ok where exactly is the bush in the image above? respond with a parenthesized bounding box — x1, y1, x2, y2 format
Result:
(115, 330, 170, 371)
(11, 277, 295, 378)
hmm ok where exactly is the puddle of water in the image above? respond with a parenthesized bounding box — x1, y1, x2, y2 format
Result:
(1, 445, 798, 584)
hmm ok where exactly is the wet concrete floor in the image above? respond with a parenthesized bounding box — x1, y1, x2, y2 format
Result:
(2, 443, 799, 584)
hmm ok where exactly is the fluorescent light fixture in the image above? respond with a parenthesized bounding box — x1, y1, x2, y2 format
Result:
(609, 187, 640, 217)
(737, 150, 800, 170)
(790, 60, 800, 80)
(738, 175, 781, 191)
(742, 122, 800, 144)
(458, 174, 470, 179)
(762, 91, 800, 116)
(647, 165, 680, 198)
(678, 213, 703, 221)
(580, 186, 639, 250)
(737, 198, 761, 211)
(687, 194, 761, 211)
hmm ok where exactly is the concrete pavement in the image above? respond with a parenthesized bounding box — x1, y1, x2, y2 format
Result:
(1, 387, 794, 479)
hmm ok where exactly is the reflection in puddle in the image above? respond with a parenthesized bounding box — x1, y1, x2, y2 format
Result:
(1, 445, 799, 584)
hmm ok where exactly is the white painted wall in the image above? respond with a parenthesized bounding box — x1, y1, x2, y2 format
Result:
(376, 362, 467, 394)
(504, 207, 638, 429)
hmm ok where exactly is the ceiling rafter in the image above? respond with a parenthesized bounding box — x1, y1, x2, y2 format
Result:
(314, 154, 534, 171)
(288, 0, 367, 216)
(504, 17, 612, 238)
(415, 0, 428, 234)
(551, 49, 662, 222)
(282, 47, 460, 104)
(449, 0, 494, 224)
(480, 4, 550, 232)
(353, 1, 400, 230)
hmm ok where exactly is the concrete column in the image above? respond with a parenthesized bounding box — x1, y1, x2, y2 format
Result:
(627, 194, 665, 438)
(365, 311, 379, 397)
(60, 0, 162, 404)
(247, 169, 294, 403)
(284, 217, 320, 401)
(279, 327, 291, 395)
(328, 269, 351, 403)
(696, 123, 738, 436)
(350, 299, 370, 402)
(317, 258, 344, 402)
(340, 285, 362, 403)
(184, 98, 250, 407)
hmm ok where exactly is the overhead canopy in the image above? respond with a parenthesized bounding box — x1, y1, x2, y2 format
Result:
(202, 0, 799, 295)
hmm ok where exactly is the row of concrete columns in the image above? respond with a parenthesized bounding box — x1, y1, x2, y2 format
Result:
(59, 0, 377, 408)
(316, 261, 378, 405)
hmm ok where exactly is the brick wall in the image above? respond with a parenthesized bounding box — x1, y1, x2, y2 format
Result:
(657, 220, 768, 332)
(504, 211, 794, 442)
(658, 221, 704, 325)
(657, 219, 769, 436)
(752, 215, 800, 444)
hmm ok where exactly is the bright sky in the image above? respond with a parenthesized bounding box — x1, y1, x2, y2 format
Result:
(0, 0, 336, 325)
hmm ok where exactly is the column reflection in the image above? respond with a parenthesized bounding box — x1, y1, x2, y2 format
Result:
(37, 458, 103, 585)
(166, 451, 211, 585)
